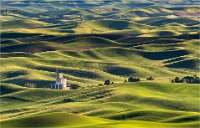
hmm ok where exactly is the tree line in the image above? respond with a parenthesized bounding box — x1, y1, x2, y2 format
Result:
(171, 75, 200, 84)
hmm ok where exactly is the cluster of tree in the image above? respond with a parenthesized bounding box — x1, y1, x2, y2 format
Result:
(98, 76, 155, 87)
(24, 83, 37, 88)
(171, 75, 200, 84)
(104, 80, 114, 85)
(96, 80, 115, 87)
(98, 84, 104, 87)
(128, 77, 140, 82)
(147, 76, 154, 81)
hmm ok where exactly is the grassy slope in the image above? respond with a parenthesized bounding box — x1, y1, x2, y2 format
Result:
(62, 36, 123, 47)
(1, 37, 123, 53)
(0, 15, 67, 36)
(1, 37, 199, 87)
(1, 16, 197, 37)
(73, 18, 198, 37)
(1, 19, 49, 30)
(75, 19, 154, 34)
(1, 5, 199, 128)
(0, 82, 199, 128)
(137, 17, 199, 26)
(1, 112, 110, 128)
(0, 83, 25, 95)
(0, 39, 23, 47)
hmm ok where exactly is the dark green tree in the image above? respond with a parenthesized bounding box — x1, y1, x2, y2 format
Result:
(104, 80, 111, 85)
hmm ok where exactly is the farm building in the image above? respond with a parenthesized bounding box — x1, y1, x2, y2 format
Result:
(51, 69, 70, 90)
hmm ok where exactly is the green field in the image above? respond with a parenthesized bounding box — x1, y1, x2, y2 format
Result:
(1, 35, 199, 87)
(1, 82, 200, 128)
(0, 0, 200, 128)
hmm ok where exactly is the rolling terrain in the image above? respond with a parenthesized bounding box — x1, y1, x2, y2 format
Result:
(0, 0, 200, 128)
(1, 34, 199, 87)
(1, 82, 200, 128)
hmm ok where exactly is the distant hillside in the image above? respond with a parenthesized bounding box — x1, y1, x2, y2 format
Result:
(1, 19, 49, 30)
(138, 17, 199, 26)
(75, 20, 153, 34)
(1, 39, 23, 47)
(62, 36, 123, 48)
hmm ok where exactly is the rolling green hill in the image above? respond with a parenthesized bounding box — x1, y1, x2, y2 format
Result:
(1, 42, 62, 53)
(1, 35, 199, 88)
(1, 1, 199, 128)
(75, 20, 154, 34)
(1, 37, 124, 53)
(0, 82, 199, 128)
(1, 19, 49, 30)
(61, 36, 124, 48)
(0, 39, 23, 47)
(87, 20, 152, 30)
(137, 17, 199, 26)
(0, 83, 25, 95)
(0, 112, 109, 128)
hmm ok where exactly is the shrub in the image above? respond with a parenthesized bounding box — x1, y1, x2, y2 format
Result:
(171, 77, 183, 83)
(104, 80, 111, 85)
(171, 75, 200, 84)
(98, 84, 104, 87)
(81, 87, 85, 89)
(128, 77, 140, 82)
(182, 76, 200, 84)
(175, 77, 182, 83)
(171, 79, 175, 83)
(147, 76, 154, 80)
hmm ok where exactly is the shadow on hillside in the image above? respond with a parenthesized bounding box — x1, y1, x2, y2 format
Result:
(139, 50, 189, 60)
(166, 59, 198, 69)
(105, 66, 136, 76)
